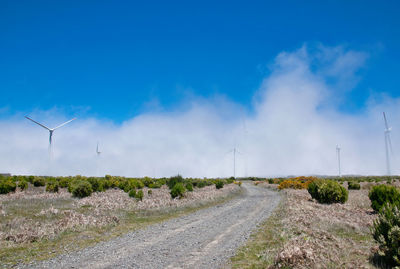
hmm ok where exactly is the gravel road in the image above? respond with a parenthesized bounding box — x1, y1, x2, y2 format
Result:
(27, 183, 280, 269)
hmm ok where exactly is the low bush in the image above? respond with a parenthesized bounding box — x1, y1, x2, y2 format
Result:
(18, 180, 28, 190)
(87, 177, 105, 192)
(215, 180, 224, 189)
(167, 175, 184, 189)
(128, 189, 136, 198)
(278, 176, 317, 190)
(170, 183, 186, 199)
(70, 180, 93, 198)
(307, 179, 348, 204)
(268, 178, 274, 184)
(185, 182, 193, 192)
(234, 181, 242, 187)
(372, 203, 400, 266)
(369, 185, 400, 212)
(33, 177, 46, 187)
(0, 179, 16, 194)
(135, 190, 144, 201)
(348, 181, 361, 190)
(58, 177, 70, 188)
(148, 189, 152, 195)
(46, 181, 59, 193)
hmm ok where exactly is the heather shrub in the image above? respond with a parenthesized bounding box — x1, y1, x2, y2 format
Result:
(170, 183, 186, 199)
(215, 180, 224, 189)
(185, 182, 193, 192)
(167, 175, 184, 189)
(18, 180, 28, 190)
(128, 189, 136, 198)
(369, 185, 400, 212)
(278, 180, 303, 190)
(308, 179, 348, 204)
(278, 176, 317, 190)
(135, 190, 144, 201)
(70, 180, 93, 198)
(46, 181, 59, 193)
(372, 203, 400, 266)
(33, 177, 46, 187)
(348, 181, 361, 190)
(0, 179, 16, 194)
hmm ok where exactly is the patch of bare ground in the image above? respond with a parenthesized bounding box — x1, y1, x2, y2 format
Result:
(231, 184, 380, 269)
(0, 184, 240, 267)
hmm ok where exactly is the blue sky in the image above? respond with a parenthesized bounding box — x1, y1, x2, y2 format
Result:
(1, 0, 400, 122)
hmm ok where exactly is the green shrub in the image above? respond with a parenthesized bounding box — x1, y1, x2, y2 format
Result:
(372, 203, 400, 266)
(215, 180, 224, 189)
(185, 182, 193, 192)
(268, 178, 274, 184)
(18, 180, 28, 190)
(167, 175, 184, 189)
(87, 177, 105, 192)
(369, 185, 400, 212)
(348, 181, 361, 190)
(58, 177, 70, 188)
(46, 181, 59, 193)
(148, 189, 153, 195)
(0, 179, 16, 194)
(135, 190, 144, 201)
(307, 179, 348, 204)
(33, 177, 46, 187)
(149, 181, 163, 189)
(128, 189, 137, 198)
(197, 181, 207, 188)
(70, 180, 93, 198)
(170, 183, 186, 199)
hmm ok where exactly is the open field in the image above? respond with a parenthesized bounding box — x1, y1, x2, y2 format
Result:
(0, 179, 240, 268)
(231, 180, 400, 268)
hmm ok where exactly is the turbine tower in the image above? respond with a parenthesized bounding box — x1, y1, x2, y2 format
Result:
(383, 112, 393, 175)
(25, 116, 76, 156)
(336, 145, 341, 177)
(96, 142, 101, 156)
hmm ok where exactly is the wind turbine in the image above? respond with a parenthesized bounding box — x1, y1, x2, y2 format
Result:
(25, 116, 76, 156)
(383, 112, 393, 175)
(336, 145, 341, 177)
(227, 147, 242, 178)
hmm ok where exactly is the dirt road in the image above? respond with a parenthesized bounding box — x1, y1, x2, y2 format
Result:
(28, 183, 280, 269)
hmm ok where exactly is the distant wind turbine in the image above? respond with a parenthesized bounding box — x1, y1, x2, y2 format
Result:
(383, 112, 393, 175)
(25, 116, 76, 156)
(336, 145, 341, 177)
(227, 147, 242, 178)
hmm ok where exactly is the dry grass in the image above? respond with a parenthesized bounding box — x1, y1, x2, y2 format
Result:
(0, 184, 240, 267)
(231, 185, 380, 269)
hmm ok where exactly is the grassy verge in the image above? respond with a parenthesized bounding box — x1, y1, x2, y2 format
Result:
(230, 191, 288, 268)
(0, 187, 243, 268)
(230, 183, 378, 268)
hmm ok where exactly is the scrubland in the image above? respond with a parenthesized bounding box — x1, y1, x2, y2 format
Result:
(231, 178, 400, 269)
(0, 175, 240, 267)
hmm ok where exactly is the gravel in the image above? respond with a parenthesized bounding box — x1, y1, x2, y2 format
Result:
(25, 182, 280, 269)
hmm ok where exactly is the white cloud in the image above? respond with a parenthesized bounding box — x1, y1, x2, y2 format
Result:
(1, 44, 399, 177)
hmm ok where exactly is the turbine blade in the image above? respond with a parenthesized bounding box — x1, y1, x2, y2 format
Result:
(383, 112, 389, 130)
(53, 118, 76, 130)
(25, 116, 51, 131)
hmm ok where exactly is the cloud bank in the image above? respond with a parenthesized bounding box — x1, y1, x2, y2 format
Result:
(1, 44, 400, 177)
